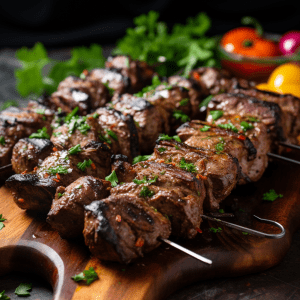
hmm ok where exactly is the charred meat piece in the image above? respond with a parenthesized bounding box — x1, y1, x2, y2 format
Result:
(168, 75, 207, 119)
(112, 161, 205, 239)
(47, 176, 111, 239)
(232, 87, 300, 145)
(111, 93, 168, 153)
(144, 84, 192, 132)
(105, 55, 155, 94)
(50, 76, 111, 115)
(83, 194, 171, 264)
(95, 107, 139, 162)
(7, 143, 111, 212)
(176, 120, 267, 184)
(0, 102, 54, 167)
(149, 139, 240, 211)
(111, 154, 136, 183)
(207, 93, 286, 151)
(11, 138, 54, 174)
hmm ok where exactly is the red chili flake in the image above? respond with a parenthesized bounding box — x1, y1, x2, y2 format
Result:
(197, 174, 207, 180)
(110, 124, 116, 129)
(21, 170, 27, 174)
(56, 173, 61, 180)
(53, 178, 60, 183)
(116, 215, 122, 222)
(286, 147, 292, 153)
(135, 237, 144, 247)
(33, 167, 37, 172)
(44, 173, 49, 178)
(158, 159, 164, 163)
(193, 72, 200, 80)
(196, 227, 202, 234)
(82, 69, 89, 76)
(91, 163, 96, 170)
(18, 198, 25, 203)
(53, 147, 58, 152)
(238, 135, 246, 141)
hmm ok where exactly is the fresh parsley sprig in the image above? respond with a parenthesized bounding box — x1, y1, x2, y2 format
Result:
(179, 157, 197, 173)
(47, 165, 69, 175)
(77, 159, 93, 172)
(29, 127, 50, 139)
(105, 170, 119, 187)
(133, 155, 152, 164)
(0, 290, 10, 300)
(14, 283, 32, 296)
(0, 214, 6, 231)
(262, 189, 283, 201)
(133, 175, 158, 185)
(72, 267, 98, 285)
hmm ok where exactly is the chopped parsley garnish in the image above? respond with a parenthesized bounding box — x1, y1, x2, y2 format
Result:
(0, 290, 10, 299)
(0, 214, 6, 231)
(218, 209, 224, 214)
(179, 98, 189, 106)
(199, 95, 213, 108)
(99, 133, 112, 144)
(105, 170, 118, 187)
(92, 112, 99, 119)
(173, 110, 190, 123)
(262, 189, 283, 201)
(0, 136, 5, 146)
(160, 170, 166, 175)
(52, 132, 62, 137)
(209, 227, 222, 233)
(240, 121, 254, 132)
(247, 117, 260, 122)
(15, 283, 32, 296)
(1, 99, 18, 111)
(158, 134, 181, 142)
(105, 129, 118, 141)
(215, 142, 224, 152)
(47, 165, 69, 175)
(103, 83, 115, 96)
(134, 75, 171, 97)
(76, 185, 82, 189)
(57, 193, 65, 198)
(72, 267, 98, 285)
(133, 155, 152, 164)
(217, 122, 238, 133)
(179, 157, 197, 173)
(139, 186, 155, 198)
(158, 147, 167, 153)
(29, 127, 50, 139)
(65, 107, 79, 123)
(77, 159, 93, 172)
(242, 232, 250, 235)
(68, 144, 82, 155)
(133, 175, 158, 185)
(200, 125, 211, 132)
(210, 110, 223, 121)
(35, 108, 45, 114)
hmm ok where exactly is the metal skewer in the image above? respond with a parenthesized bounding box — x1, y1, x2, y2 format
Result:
(279, 141, 300, 151)
(159, 237, 213, 265)
(267, 152, 300, 165)
(201, 214, 285, 239)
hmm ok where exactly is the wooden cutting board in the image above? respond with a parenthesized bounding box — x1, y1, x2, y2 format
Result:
(1, 153, 300, 300)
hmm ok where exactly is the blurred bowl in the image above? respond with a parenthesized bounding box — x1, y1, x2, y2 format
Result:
(216, 33, 299, 82)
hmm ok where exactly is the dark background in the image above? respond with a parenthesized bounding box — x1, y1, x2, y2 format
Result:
(0, 0, 299, 49)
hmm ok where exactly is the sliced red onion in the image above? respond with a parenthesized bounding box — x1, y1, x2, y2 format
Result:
(279, 31, 300, 56)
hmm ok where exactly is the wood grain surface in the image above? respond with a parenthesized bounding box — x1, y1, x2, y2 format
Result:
(0, 153, 300, 300)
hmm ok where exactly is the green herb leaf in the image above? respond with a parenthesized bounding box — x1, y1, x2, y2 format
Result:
(1, 100, 18, 111)
(72, 267, 98, 285)
(68, 144, 82, 155)
(158, 134, 181, 143)
(29, 127, 50, 139)
(218, 209, 224, 213)
(77, 159, 93, 172)
(199, 95, 213, 108)
(262, 189, 283, 201)
(173, 110, 190, 123)
(99, 133, 112, 144)
(133, 155, 152, 164)
(0, 223, 5, 231)
(57, 193, 65, 199)
(210, 110, 223, 121)
(133, 175, 158, 185)
(217, 122, 238, 133)
(179, 98, 189, 106)
(65, 107, 79, 123)
(200, 125, 211, 132)
(158, 147, 167, 153)
(0, 290, 10, 300)
(240, 121, 254, 132)
(105, 129, 118, 141)
(0, 214, 6, 222)
(0, 136, 5, 146)
(179, 157, 197, 173)
(209, 227, 222, 233)
(139, 186, 155, 198)
(215, 142, 224, 152)
(14, 283, 32, 296)
(247, 117, 260, 122)
(105, 170, 119, 187)
(47, 165, 69, 175)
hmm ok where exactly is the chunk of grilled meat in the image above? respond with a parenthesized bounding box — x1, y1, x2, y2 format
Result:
(176, 120, 268, 184)
(47, 176, 111, 239)
(111, 93, 168, 153)
(111, 154, 136, 183)
(6, 142, 111, 212)
(11, 138, 54, 174)
(144, 84, 192, 132)
(83, 194, 171, 264)
(232, 87, 300, 145)
(95, 107, 139, 162)
(207, 93, 286, 152)
(49, 76, 111, 115)
(149, 139, 240, 211)
(0, 102, 54, 167)
(112, 161, 205, 239)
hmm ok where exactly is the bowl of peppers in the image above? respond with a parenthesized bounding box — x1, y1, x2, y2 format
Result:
(218, 16, 300, 81)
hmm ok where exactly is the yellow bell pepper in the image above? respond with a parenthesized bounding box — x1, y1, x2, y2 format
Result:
(256, 63, 300, 98)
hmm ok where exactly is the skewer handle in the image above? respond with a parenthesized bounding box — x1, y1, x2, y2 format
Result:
(159, 238, 212, 265)
(267, 152, 300, 165)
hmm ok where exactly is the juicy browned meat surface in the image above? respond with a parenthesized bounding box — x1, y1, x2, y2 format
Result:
(47, 176, 111, 239)
(207, 93, 286, 152)
(168, 75, 207, 119)
(105, 55, 155, 94)
(112, 161, 205, 239)
(176, 121, 262, 184)
(111, 93, 168, 153)
(83, 194, 171, 264)
(49, 76, 111, 115)
(7, 143, 111, 212)
(11, 138, 54, 174)
(111, 154, 136, 183)
(0, 102, 54, 167)
(144, 84, 192, 132)
(95, 107, 139, 162)
(232, 87, 300, 145)
(149, 140, 240, 211)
